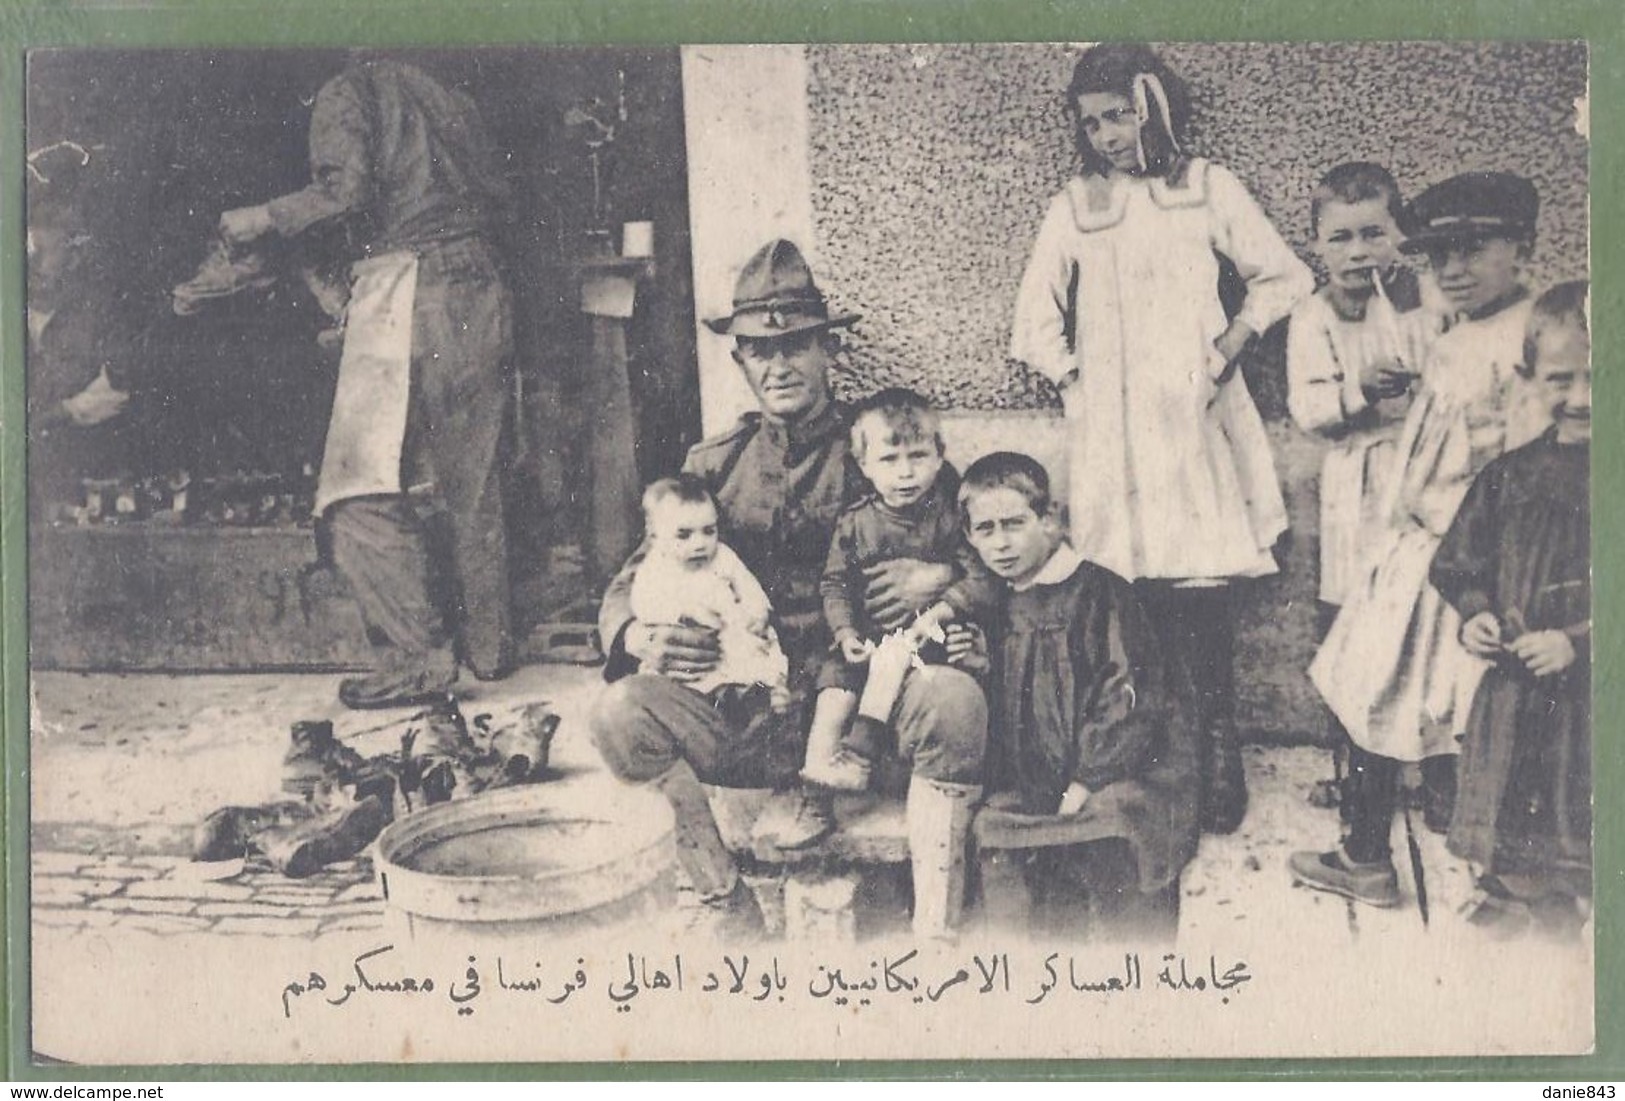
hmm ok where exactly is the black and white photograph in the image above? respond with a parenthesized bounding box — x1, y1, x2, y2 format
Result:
(23, 39, 1592, 1063)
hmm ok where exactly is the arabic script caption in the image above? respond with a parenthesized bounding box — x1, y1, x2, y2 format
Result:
(281, 944, 1254, 1019)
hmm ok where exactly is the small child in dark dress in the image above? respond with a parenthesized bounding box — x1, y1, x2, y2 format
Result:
(954, 452, 1200, 937)
(1429, 280, 1592, 941)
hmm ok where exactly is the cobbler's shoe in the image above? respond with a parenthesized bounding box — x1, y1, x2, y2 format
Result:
(191, 805, 283, 864)
(489, 703, 560, 784)
(281, 719, 370, 800)
(260, 794, 390, 879)
(171, 240, 277, 316)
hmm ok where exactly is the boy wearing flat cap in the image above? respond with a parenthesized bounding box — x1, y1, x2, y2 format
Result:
(1294, 172, 1549, 908)
(590, 239, 989, 941)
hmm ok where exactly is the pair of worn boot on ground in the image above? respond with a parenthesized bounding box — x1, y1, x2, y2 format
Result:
(192, 701, 560, 879)
(192, 718, 401, 879)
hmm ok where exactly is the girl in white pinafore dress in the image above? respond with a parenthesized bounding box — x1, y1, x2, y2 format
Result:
(1011, 44, 1313, 835)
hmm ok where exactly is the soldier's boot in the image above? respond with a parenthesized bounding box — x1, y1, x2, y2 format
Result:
(648, 759, 764, 941)
(907, 776, 981, 942)
(260, 794, 391, 879)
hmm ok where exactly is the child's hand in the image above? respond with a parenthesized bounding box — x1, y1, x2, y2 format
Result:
(1057, 782, 1091, 816)
(943, 622, 990, 676)
(768, 684, 794, 713)
(1359, 357, 1413, 402)
(1459, 611, 1503, 658)
(1211, 320, 1256, 378)
(1506, 630, 1577, 678)
(838, 634, 874, 665)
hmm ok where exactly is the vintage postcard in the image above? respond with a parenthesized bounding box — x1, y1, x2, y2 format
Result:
(19, 36, 1597, 1067)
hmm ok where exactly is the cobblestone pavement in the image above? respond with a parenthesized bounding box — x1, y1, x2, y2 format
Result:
(31, 852, 382, 939)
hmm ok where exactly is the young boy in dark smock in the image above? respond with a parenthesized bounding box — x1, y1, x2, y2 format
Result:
(951, 452, 1200, 939)
(1430, 281, 1591, 941)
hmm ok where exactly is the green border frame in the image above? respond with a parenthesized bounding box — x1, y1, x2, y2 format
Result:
(1, 0, 1619, 1082)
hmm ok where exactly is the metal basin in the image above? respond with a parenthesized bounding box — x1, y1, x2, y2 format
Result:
(374, 783, 675, 940)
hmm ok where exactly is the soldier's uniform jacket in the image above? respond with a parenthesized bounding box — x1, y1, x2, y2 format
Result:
(600, 399, 867, 677)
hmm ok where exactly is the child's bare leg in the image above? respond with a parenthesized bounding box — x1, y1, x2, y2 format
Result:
(800, 688, 867, 790)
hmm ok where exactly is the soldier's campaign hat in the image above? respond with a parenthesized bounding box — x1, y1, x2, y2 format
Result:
(1400, 171, 1539, 253)
(704, 239, 861, 337)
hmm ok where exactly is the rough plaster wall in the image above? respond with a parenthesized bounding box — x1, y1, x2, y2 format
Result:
(806, 41, 1588, 410)
(803, 42, 1587, 743)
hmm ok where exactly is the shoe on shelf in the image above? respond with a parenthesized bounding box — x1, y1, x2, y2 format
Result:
(1287, 846, 1402, 908)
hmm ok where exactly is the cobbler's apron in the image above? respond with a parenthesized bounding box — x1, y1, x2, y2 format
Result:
(313, 251, 419, 516)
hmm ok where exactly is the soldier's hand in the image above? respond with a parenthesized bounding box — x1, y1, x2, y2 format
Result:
(863, 558, 954, 630)
(943, 622, 990, 677)
(625, 619, 721, 683)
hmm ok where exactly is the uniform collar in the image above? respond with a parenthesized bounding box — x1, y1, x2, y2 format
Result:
(759, 396, 846, 454)
(1013, 542, 1085, 592)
